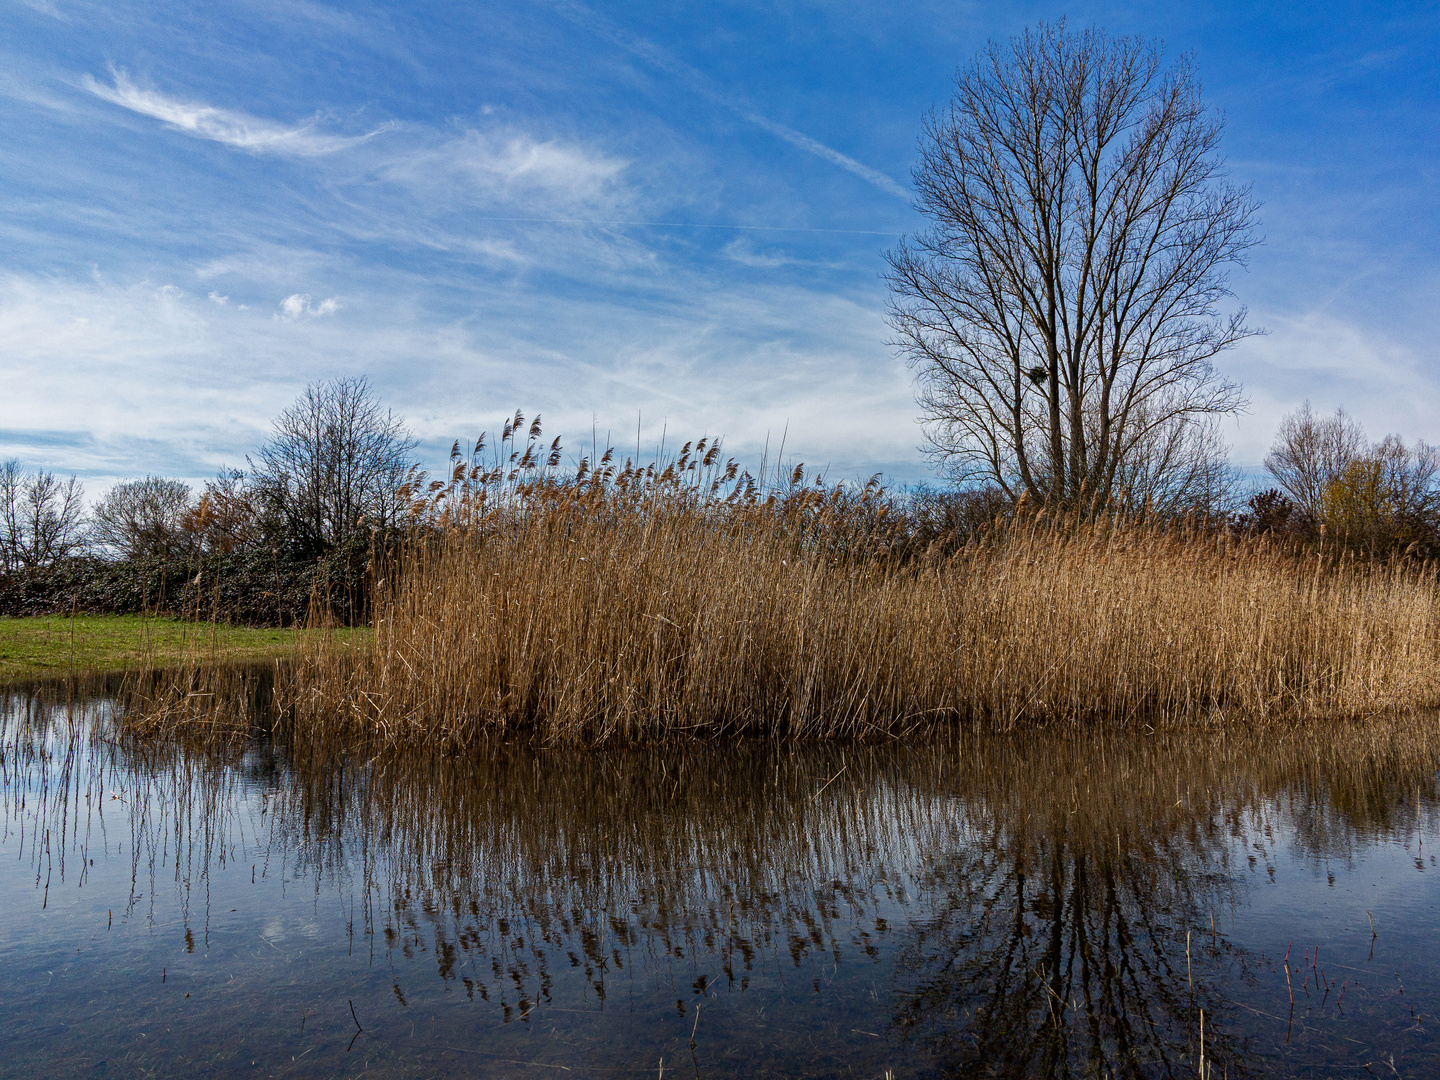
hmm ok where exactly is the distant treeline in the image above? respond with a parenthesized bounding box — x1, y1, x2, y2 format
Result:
(2, 379, 1438, 628)
(0, 377, 406, 625)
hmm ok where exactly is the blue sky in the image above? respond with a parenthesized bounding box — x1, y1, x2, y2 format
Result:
(1, 0, 1437, 492)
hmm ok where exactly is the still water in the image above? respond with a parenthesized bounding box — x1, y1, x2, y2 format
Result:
(2, 684, 1438, 1078)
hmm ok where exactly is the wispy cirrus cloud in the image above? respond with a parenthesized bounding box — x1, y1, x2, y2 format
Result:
(545, 0, 908, 199)
(14, 0, 65, 19)
(82, 69, 390, 156)
(381, 128, 630, 211)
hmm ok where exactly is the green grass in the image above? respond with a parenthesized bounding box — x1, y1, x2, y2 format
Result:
(0, 614, 368, 684)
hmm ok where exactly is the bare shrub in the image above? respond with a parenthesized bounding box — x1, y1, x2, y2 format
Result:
(1266, 404, 1440, 554)
(185, 468, 282, 555)
(1264, 402, 1367, 521)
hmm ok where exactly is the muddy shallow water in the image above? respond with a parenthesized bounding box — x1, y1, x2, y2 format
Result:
(2, 685, 1438, 1078)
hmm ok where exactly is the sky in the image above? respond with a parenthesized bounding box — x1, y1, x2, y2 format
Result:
(1, 0, 1437, 494)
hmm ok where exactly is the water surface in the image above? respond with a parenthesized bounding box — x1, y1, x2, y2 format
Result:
(2, 686, 1438, 1077)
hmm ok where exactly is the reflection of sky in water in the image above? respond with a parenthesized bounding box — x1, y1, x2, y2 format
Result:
(2, 689, 1439, 1078)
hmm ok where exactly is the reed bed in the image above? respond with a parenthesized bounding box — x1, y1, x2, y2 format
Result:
(287, 466, 1440, 746)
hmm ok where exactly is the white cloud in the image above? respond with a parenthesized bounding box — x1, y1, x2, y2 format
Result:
(1222, 307, 1440, 468)
(722, 238, 791, 268)
(275, 293, 341, 320)
(719, 238, 844, 271)
(82, 70, 389, 156)
(208, 291, 229, 305)
(14, 0, 64, 18)
(384, 128, 628, 210)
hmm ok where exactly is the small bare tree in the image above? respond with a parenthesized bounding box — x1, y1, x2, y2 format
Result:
(1263, 402, 1367, 521)
(886, 22, 1258, 509)
(249, 377, 418, 556)
(1105, 406, 1237, 516)
(1266, 404, 1440, 550)
(184, 468, 281, 555)
(0, 460, 87, 570)
(91, 476, 195, 562)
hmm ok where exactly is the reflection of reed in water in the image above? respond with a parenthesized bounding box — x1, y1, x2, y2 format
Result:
(1, 684, 269, 933)
(271, 720, 1440, 1069)
(116, 661, 279, 747)
(274, 739, 934, 1005)
(5, 692, 1439, 1075)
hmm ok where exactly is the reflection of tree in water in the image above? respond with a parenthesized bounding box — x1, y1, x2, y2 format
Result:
(894, 804, 1254, 1075)
(5, 687, 1440, 1075)
(886, 727, 1440, 1077)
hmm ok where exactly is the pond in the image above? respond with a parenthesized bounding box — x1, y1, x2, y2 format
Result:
(2, 683, 1438, 1078)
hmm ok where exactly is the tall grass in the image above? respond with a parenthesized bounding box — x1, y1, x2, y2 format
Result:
(285, 427, 1440, 745)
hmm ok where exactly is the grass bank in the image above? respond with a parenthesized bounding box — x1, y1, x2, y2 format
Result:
(287, 481, 1440, 746)
(0, 614, 365, 684)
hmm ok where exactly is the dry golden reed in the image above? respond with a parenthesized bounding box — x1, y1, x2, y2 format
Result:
(288, 482, 1440, 746)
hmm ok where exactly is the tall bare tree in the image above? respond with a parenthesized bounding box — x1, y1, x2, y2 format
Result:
(0, 460, 87, 570)
(249, 377, 418, 557)
(886, 22, 1258, 508)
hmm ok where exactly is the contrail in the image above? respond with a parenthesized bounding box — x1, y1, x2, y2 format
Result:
(449, 214, 899, 234)
(545, 0, 909, 200)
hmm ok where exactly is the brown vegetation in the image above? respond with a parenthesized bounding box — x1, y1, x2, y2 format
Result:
(279, 436, 1440, 746)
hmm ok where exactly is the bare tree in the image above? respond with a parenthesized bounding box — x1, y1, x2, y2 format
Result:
(1263, 402, 1366, 521)
(1264, 404, 1439, 551)
(184, 468, 281, 555)
(91, 476, 194, 562)
(0, 460, 87, 570)
(1371, 434, 1440, 524)
(886, 22, 1258, 509)
(249, 377, 418, 557)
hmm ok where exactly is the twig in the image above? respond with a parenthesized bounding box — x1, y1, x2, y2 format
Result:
(811, 765, 847, 802)
(347, 999, 364, 1052)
